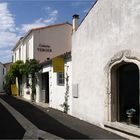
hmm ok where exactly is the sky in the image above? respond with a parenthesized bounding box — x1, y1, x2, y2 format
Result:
(0, 0, 95, 63)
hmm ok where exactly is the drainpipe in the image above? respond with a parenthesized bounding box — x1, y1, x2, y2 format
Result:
(72, 14, 79, 32)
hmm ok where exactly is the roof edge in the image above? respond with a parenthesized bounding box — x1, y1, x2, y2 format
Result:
(12, 22, 72, 51)
(76, 0, 98, 31)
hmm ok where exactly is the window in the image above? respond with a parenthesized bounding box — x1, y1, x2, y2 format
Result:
(15, 53, 16, 61)
(57, 72, 65, 85)
(19, 47, 21, 60)
(26, 41, 29, 59)
(3, 68, 4, 75)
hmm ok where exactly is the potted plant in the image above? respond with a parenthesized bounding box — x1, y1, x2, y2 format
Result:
(126, 108, 136, 124)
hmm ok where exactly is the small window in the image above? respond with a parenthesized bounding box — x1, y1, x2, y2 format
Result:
(19, 47, 21, 60)
(15, 53, 16, 61)
(57, 72, 65, 85)
(3, 68, 4, 75)
(26, 41, 29, 59)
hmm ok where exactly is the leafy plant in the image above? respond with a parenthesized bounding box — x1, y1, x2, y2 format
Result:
(25, 59, 41, 101)
(7, 60, 26, 96)
(126, 108, 136, 115)
(3, 73, 15, 95)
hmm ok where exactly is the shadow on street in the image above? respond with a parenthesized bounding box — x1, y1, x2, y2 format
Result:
(0, 99, 25, 139)
(0, 94, 89, 139)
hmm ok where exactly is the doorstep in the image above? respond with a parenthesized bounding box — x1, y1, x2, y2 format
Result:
(104, 121, 140, 138)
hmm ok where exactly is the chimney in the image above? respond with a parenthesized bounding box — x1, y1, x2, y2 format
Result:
(72, 14, 79, 32)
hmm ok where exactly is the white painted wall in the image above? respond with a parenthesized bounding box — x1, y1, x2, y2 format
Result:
(0, 63, 6, 92)
(28, 35, 34, 59)
(72, 0, 140, 126)
(34, 24, 72, 63)
(13, 24, 72, 64)
(13, 24, 72, 102)
(15, 49, 19, 61)
(22, 44, 26, 62)
(13, 34, 33, 63)
(40, 59, 72, 114)
(51, 60, 72, 114)
(12, 34, 34, 100)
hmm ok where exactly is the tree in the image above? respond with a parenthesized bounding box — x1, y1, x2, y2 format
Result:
(25, 59, 41, 101)
(3, 73, 15, 95)
(8, 60, 26, 96)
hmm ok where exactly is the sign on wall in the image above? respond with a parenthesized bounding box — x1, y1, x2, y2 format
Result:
(52, 56, 64, 72)
(37, 44, 52, 52)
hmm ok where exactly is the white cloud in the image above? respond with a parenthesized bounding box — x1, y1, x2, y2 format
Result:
(44, 17, 56, 24)
(0, 2, 19, 63)
(48, 10, 58, 17)
(0, 3, 15, 31)
(0, 31, 17, 47)
(20, 18, 46, 33)
(0, 3, 59, 63)
(20, 7, 58, 34)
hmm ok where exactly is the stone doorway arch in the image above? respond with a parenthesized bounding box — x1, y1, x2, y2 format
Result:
(104, 50, 140, 126)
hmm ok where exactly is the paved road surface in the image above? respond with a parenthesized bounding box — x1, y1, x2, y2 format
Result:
(0, 99, 25, 139)
(0, 94, 126, 139)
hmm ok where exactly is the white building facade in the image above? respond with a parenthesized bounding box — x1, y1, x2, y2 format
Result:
(72, 0, 140, 137)
(40, 53, 72, 114)
(13, 23, 72, 63)
(12, 23, 72, 109)
(0, 62, 6, 92)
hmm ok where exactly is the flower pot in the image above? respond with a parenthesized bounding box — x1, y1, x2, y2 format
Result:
(127, 116, 132, 124)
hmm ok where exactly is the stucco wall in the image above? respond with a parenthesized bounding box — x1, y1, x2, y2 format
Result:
(13, 34, 33, 63)
(0, 64, 5, 92)
(72, 0, 140, 126)
(28, 35, 34, 59)
(22, 44, 26, 62)
(34, 24, 72, 63)
(41, 60, 72, 114)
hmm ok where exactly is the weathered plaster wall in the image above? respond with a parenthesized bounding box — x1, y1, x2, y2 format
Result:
(34, 24, 72, 63)
(0, 64, 5, 92)
(28, 35, 34, 59)
(51, 60, 72, 114)
(72, 0, 140, 126)
(13, 34, 33, 62)
(41, 60, 72, 114)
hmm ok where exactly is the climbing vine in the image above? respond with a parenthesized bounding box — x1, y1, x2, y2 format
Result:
(61, 66, 69, 114)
